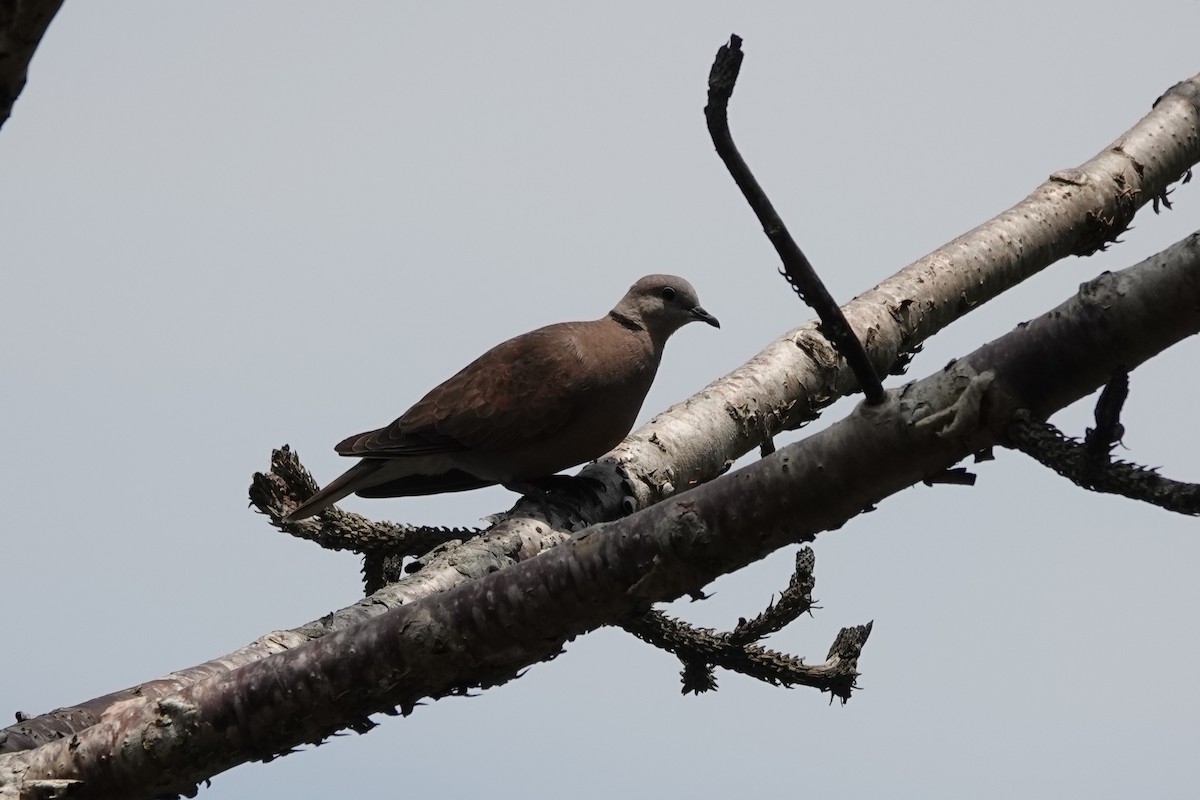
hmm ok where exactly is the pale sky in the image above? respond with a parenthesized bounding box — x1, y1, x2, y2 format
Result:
(3, 3, 1199, 798)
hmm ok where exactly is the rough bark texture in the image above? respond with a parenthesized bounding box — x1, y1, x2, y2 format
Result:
(1008, 410, 1200, 514)
(4, 74, 1199, 766)
(3, 226, 1198, 800)
(585, 74, 1200, 512)
(3, 31, 1199, 791)
(0, 517, 569, 755)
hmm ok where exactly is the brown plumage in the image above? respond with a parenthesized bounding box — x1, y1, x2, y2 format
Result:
(284, 274, 718, 521)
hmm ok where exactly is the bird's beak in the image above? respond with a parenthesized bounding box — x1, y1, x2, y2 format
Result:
(691, 305, 720, 328)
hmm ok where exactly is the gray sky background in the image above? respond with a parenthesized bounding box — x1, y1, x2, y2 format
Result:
(4, 3, 1198, 798)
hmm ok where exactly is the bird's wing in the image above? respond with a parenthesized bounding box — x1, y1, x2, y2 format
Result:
(336, 322, 609, 457)
(335, 424, 466, 456)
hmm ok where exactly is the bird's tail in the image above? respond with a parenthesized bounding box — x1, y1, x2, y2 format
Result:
(283, 459, 383, 522)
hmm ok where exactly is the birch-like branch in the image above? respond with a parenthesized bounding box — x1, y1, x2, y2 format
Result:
(259, 73, 1200, 546)
(3, 224, 1198, 800)
(256, 69, 1200, 589)
(588, 73, 1200, 513)
(4, 74, 1199, 761)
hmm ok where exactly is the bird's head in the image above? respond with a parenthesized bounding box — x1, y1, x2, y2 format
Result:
(613, 274, 720, 344)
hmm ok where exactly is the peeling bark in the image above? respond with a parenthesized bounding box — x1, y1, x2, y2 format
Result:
(4, 72, 1200, 770)
(3, 226, 1198, 800)
(3, 31, 1200, 797)
(589, 73, 1200, 512)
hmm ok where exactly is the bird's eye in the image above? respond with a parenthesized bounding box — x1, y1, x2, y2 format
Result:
(660, 286, 677, 302)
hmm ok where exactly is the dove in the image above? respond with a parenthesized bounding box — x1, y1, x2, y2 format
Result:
(284, 274, 718, 521)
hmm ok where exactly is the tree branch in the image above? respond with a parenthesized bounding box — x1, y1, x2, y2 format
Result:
(1006, 411, 1200, 516)
(1084, 370, 1130, 465)
(585, 70, 1200, 515)
(619, 547, 824, 695)
(728, 546, 818, 645)
(0, 0, 64, 130)
(248, 445, 480, 559)
(5, 72, 1198, 766)
(621, 611, 868, 701)
(705, 35, 884, 403)
(5, 223, 1198, 800)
